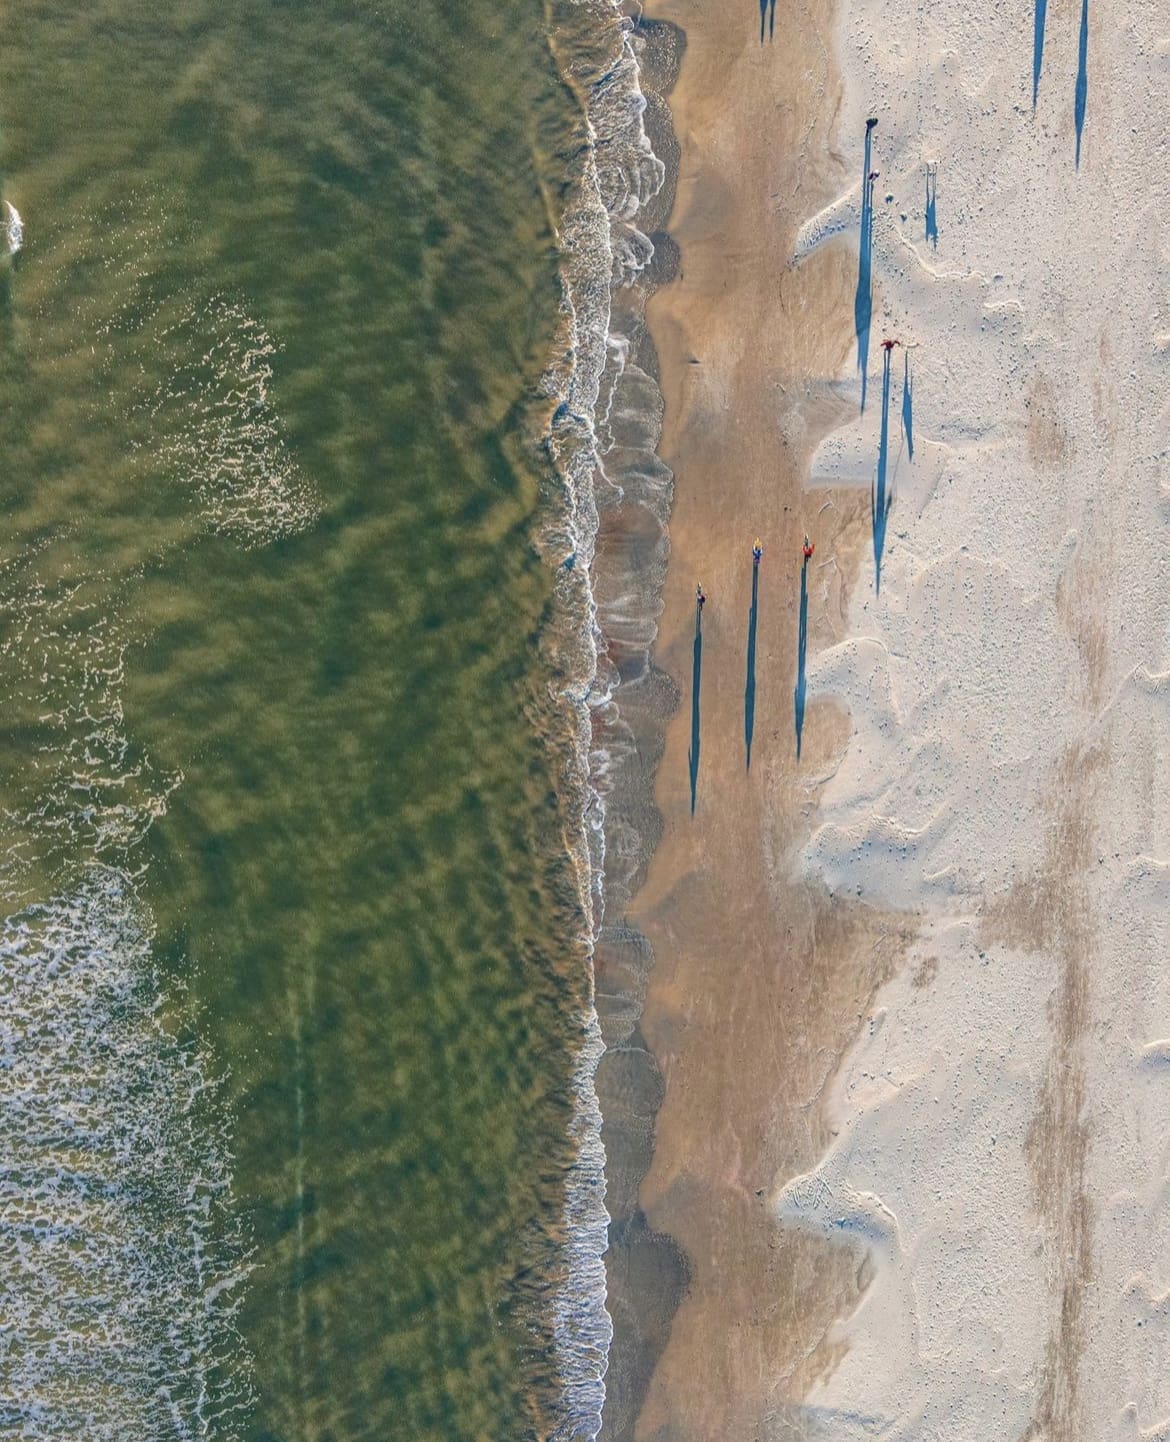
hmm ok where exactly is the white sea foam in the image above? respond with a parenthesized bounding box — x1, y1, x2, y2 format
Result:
(149, 296, 319, 548)
(0, 248, 318, 1431)
(786, 0, 1170, 1435)
(4, 200, 23, 256)
(0, 872, 252, 1439)
(0, 543, 255, 1436)
(0, 557, 180, 898)
(544, 2, 668, 1435)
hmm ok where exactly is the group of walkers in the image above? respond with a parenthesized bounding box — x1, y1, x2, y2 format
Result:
(694, 534, 815, 618)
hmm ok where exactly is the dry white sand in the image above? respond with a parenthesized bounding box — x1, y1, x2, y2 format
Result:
(776, 0, 1170, 1437)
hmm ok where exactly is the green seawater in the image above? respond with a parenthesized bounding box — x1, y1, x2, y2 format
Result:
(0, 3, 596, 1439)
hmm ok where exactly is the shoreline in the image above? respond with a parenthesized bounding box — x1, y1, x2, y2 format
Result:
(539, 4, 682, 1434)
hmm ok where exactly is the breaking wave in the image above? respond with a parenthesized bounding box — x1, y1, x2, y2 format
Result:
(542, 2, 671, 1436)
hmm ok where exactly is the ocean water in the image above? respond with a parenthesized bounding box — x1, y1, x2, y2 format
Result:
(0, 1, 662, 1437)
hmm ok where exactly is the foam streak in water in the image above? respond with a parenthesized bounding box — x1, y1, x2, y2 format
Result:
(148, 298, 318, 549)
(0, 871, 252, 1440)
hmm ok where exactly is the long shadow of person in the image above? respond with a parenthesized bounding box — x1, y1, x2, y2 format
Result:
(1074, 0, 1089, 166)
(794, 557, 809, 759)
(872, 344, 896, 592)
(902, 349, 914, 461)
(689, 593, 703, 815)
(745, 559, 759, 769)
(1033, 0, 1048, 106)
(856, 119, 879, 411)
(924, 165, 938, 249)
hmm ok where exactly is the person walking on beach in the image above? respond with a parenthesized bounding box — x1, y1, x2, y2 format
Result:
(752, 538, 763, 566)
(696, 583, 706, 611)
(802, 536, 815, 562)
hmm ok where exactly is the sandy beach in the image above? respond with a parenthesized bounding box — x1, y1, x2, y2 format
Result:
(599, 0, 1170, 1436)
(596, 0, 914, 1436)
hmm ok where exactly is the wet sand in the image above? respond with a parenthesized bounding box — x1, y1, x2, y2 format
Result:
(597, 1, 911, 1437)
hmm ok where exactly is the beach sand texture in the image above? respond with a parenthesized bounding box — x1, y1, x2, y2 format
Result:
(608, 0, 906, 1437)
(616, 0, 1170, 1437)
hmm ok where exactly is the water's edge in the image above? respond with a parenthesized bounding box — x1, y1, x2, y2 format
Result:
(540, 5, 687, 1438)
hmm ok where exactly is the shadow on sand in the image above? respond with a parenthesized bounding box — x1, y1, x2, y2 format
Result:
(759, 0, 776, 41)
(794, 559, 809, 759)
(689, 601, 703, 815)
(925, 165, 938, 249)
(902, 350, 914, 461)
(855, 119, 878, 412)
(872, 346, 895, 592)
(1075, 0, 1089, 166)
(1033, 0, 1048, 106)
(745, 561, 759, 769)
